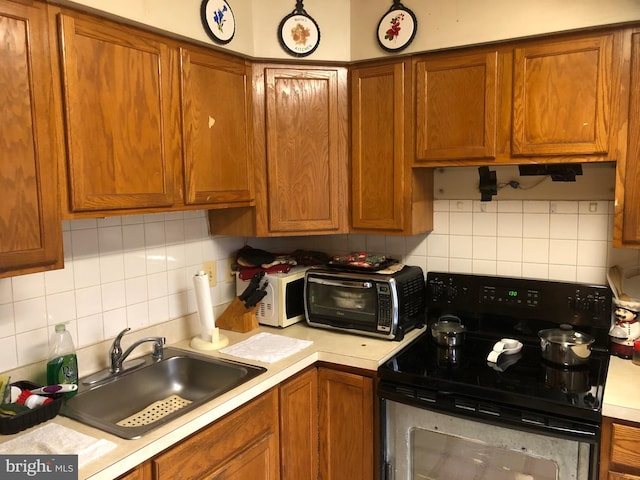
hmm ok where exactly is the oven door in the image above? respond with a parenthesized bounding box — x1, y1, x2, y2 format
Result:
(305, 274, 385, 332)
(381, 397, 597, 480)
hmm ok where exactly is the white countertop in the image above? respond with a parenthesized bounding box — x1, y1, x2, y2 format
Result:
(0, 323, 424, 480)
(602, 355, 640, 423)
(5, 324, 637, 479)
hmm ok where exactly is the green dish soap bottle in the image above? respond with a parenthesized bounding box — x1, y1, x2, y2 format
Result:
(46, 323, 78, 395)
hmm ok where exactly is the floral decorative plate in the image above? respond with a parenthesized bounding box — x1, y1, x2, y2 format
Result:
(201, 0, 236, 45)
(278, 2, 321, 57)
(377, 1, 417, 53)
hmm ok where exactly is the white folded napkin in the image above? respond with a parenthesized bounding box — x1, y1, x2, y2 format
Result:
(0, 422, 116, 468)
(220, 332, 313, 363)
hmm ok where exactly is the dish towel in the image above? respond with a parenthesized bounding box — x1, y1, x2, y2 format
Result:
(220, 332, 313, 363)
(0, 422, 116, 468)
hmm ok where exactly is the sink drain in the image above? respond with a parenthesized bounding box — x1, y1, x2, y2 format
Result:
(116, 395, 193, 427)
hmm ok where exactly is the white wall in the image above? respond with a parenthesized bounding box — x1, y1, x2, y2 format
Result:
(59, 0, 640, 61)
(350, 0, 640, 59)
(60, 0, 352, 60)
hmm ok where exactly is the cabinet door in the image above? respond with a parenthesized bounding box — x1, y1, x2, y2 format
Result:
(279, 367, 318, 480)
(608, 473, 640, 480)
(57, 12, 180, 212)
(351, 62, 406, 231)
(619, 31, 640, 245)
(0, 0, 62, 278)
(512, 33, 614, 156)
(318, 367, 374, 480)
(263, 67, 348, 234)
(601, 417, 640, 479)
(116, 462, 152, 480)
(152, 390, 279, 480)
(207, 435, 278, 480)
(180, 46, 254, 206)
(415, 51, 498, 161)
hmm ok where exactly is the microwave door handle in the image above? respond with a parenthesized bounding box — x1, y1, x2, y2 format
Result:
(308, 278, 373, 289)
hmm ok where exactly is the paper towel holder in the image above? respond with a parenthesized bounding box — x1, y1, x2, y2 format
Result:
(190, 327, 229, 351)
(191, 270, 230, 351)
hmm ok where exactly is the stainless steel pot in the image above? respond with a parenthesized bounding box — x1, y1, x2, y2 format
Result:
(431, 315, 466, 347)
(538, 324, 595, 366)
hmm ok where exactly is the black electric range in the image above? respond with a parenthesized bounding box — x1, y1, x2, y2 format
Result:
(379, 272, 613, 438)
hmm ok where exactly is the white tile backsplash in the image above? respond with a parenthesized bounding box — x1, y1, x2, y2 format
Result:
(46, 291, 77, 324)
(497, 212, 523, 237)
(450, 212, 473, 235)
(549, 213, 578, 239)
(0, 211, 246, 372)
(1, 200, 637, 375)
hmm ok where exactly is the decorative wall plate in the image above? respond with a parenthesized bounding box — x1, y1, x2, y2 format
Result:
(377, 1, 417, 53)
(278, 1, 321, 57)
(201, 0, 236, 45)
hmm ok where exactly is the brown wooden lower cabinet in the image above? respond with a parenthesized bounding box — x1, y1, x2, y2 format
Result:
(601, 417, 640, 479)
(279, 367, 319, 480)
(318, 366, 375, 480)
(115, 462, 152, 480)
(151, 389, 279, 480)
(608, 473, 640, 480)
(113, 365, 376, 480)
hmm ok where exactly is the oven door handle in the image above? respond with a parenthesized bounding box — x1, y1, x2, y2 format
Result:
(307, 277, 374, 289)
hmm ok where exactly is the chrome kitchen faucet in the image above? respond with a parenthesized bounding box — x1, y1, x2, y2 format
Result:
(109, 327, 165, 374)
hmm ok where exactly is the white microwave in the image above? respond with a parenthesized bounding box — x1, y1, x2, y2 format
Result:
(236, 267, 308, 328)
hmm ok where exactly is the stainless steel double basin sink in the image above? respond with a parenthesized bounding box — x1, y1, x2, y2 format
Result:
(61, 347, 265, 439)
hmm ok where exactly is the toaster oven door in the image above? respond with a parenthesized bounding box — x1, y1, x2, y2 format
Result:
(305, 275, 389, 333)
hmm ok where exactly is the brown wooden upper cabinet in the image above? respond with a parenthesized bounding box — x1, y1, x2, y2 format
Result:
(415, 50, 499, 162)
(614, 29, 640, 247)
(262, 66, 348, 234)
(414, 30, 622, 166)
(0, 0, 62, 278)
(350, 60, 433, 235)
(56, 11, 181, 214)
(512, 33, 616, 156)
(180, 46, 254, 207)
(209, 64, 349, 237)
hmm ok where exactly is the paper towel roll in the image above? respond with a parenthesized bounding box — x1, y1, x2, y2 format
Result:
(193, 271, 214, 342)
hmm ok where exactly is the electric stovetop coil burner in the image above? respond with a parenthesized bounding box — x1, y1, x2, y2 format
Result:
(379, 272, 612, 431)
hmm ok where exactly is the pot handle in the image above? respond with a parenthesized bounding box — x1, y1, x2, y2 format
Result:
(540, 337, 548, 351)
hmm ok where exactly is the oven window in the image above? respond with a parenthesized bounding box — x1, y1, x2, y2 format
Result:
(385, 400, 592, 480)
(412, 428, 557, 479)
(307, 278, 378, 327)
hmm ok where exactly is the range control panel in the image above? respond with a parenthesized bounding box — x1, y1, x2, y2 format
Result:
(426, 272, 612, 327)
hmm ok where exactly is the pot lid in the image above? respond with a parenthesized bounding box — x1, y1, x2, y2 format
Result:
(538, 324, 595, 345)
(432, 315, 466, 334)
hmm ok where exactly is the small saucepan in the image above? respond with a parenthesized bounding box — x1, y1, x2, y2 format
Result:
(431, 315, 467, 347)
(538, 324, 595, 366)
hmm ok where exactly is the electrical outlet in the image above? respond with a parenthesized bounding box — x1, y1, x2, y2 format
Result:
(203, 261, 217, 287)
(225, 258, 235, 284)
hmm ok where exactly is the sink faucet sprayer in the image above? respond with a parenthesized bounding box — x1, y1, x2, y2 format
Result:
(109, 328, 165, 374)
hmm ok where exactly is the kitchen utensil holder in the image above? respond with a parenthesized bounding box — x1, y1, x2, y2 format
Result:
(216, 297, 259, 333)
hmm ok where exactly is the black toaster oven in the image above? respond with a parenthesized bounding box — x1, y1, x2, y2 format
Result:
(304, 265, 425, 340)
